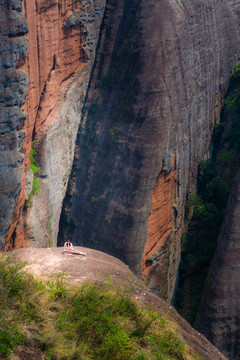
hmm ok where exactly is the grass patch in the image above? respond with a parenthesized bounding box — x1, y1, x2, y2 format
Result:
(0, 255, 201, 359)
(29, 142, 40, 175)
(26, 142, 40, 208)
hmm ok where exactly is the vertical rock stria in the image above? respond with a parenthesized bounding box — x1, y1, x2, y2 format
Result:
(3, 0, 106, 249)
(196, 167, 240, 360)
(141, 154, 181, 298)
(0, 0, 29, 249)
(60, 0, 240, 300)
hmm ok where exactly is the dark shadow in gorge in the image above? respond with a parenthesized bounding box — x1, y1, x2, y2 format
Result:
(57, 0, 146, 273)
(173, 63, 240, 326)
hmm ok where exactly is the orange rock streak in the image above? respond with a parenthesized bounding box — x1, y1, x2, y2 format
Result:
(142, 155, 177, 285)
(22, 0, 85, 163)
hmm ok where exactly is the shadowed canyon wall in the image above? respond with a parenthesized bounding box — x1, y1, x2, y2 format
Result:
(195, 57, 240, 359)
(197, 168, 240, 360)
(59, 0, 240, 300)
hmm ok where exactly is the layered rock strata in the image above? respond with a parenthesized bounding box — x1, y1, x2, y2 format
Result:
(196, 166, 240, 358)
(0, 0, 28, 249)
(60, 0, 240, 300)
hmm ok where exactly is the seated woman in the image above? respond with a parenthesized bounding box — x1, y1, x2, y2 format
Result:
(64, 241, 73, 249)
(64, 241, 73, 254)
(64, 241, 86, 256)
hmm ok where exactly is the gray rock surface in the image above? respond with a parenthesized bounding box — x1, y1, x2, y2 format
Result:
(0, 0, 28, 248)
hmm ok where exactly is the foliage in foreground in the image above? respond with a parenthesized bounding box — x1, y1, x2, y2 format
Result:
(0, 255, 201, 359)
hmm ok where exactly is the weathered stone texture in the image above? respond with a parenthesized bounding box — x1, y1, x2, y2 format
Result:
(3, 0, 106, 249)
(61, 0, 240, 300)
(0, 0, 28, 249)
(196, 167, 240, 360)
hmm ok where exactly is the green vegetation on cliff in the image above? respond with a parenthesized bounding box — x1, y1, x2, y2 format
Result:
(174, 62, 240, 326)
(0, 255, 201, 359)
(26, 142, 40, 208)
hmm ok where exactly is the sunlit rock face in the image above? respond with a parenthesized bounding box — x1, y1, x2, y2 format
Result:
(60, 0, 240, 300)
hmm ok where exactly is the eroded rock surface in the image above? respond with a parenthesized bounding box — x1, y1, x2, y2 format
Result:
(60, 0, 240, 300)
(196, 167, 240, 359)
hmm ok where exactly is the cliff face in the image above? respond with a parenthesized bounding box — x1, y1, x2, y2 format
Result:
(1, 0, 240, 305)
(60, 0, 240, 300)
(21, 0, 106, 249)
(2, 0, 106, 250)
(0, 0, 28, 249)
(196, 167, 240, 359)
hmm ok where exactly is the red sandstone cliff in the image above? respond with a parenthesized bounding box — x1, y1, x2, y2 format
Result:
(2, 0, 106, 250)
(1, 0, 240, 308)
(1, 2, 240, 357)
